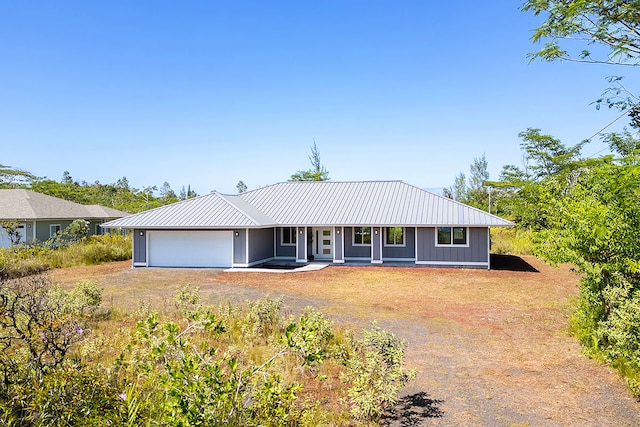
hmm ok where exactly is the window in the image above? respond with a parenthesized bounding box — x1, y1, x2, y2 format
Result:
(281, 227, 297, 246)
(353, 227, 371, 245)
(50, 224, 61, 238)
(385, 227, 405, 246)
(436, 227, 467, 246)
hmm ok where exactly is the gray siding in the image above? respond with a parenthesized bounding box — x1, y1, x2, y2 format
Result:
(372, 227, 382, 262)
(382, 227, 416, 259)
(343, 227, 371, 258)
(275, 228, 296, 258)
(248, 228, 274, 263)
(133, 229, 147, 264)
(233, 229, 246, 264)
(296, 227, 306, 261)
(334, 227, 344, 261)
(416, 227, 488, 264)
(34, 220, 106, 243)
(35, 220, 73, 242)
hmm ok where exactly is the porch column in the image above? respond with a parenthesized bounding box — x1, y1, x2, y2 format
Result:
(371, 226, 382, 264)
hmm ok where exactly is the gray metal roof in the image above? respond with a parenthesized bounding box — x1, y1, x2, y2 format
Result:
(102, 181, 513, 229)
(102, 192, 277, 229)
(0, 189, 129, 221)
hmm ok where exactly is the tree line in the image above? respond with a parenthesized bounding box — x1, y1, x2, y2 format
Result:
(0, 167, 198, 214)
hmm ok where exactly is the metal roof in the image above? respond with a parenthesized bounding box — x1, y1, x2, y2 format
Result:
(102, 181, 513, 229)
(102, 192, 277, 229)
(0, 189, 128, 221)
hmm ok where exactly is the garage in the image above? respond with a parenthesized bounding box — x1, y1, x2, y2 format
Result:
(0, 223, 26, 248)
(148, 230, 233, 267)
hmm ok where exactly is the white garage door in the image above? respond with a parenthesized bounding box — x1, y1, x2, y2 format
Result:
(0, 223, 26, 248)
(148, 230, 232, 267)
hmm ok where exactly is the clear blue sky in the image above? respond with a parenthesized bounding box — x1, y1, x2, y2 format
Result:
(0, 1, 632, 195)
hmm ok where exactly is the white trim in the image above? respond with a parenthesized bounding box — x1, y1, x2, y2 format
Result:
(352, 226, 372, 246)
(50, 223, 61, 238)
(415, 226, 419, 261)
(383, 227, 406, 247)
(434, 226, 470, 248)
(273, 228, 277, 256)
(372, 260, 383, 264)
(415, 260, 489, 267)
(133, 262, 147, 267)
(383, 257, 416, 262)
(333, 260, 345, 264)
(487, 227, 491, 270)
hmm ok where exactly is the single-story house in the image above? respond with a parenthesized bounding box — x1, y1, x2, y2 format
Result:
(101, 180, 513, 269)
(0, 189, 129, 248)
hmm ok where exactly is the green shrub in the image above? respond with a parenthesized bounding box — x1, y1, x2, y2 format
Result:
(3, 364, 126, 427)
(490, 227, 535, 255)
(0, 287, 415, 426)
(0, 234, 131, 279)
(340, 322, 416, 421)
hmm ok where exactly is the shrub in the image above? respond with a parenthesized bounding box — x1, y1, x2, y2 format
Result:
(0, 276, 106, 425)
(490, 227, 535, 255)
(0, 234, 131, 279)
(340, 322, 416, 421)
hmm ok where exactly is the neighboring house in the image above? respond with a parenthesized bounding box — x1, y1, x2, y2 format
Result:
(0, 189, 129, 248)
(101, 181, 513, 269)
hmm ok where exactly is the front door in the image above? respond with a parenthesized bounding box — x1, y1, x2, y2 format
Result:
(314, 228, 332, 260)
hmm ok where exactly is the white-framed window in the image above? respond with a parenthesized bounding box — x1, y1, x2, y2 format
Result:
(50, 224, 61, 238)
(384, 227, 405, 246)
(436, 227, 468, 246)
(281, 227, 297, 246)
(353, 227, 371, 245)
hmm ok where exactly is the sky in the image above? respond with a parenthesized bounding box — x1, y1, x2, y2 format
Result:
(0, 1, 634, 195)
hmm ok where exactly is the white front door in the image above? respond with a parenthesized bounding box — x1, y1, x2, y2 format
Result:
(314, 228, 332, 260)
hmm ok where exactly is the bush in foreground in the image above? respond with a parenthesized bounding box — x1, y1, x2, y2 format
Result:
(0, 281, 415, 426)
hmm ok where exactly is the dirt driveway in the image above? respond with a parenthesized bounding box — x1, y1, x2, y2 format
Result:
(50, 256, 640, 426)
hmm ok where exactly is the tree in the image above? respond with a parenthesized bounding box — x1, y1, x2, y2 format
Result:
(289, 140, 330, 182)
(179, 185, 197, 200)
(61, 171, 74, 184)
(0, 221, 22, 247)
(444, 173, 467, 201)
(443, 155, 490, 210)
(467, 154, 490, 210)
(518, 128, 584, 179)
(0, 164, 34, 188)
(522, 0, 640, 66)
(236, 180, 247, 193)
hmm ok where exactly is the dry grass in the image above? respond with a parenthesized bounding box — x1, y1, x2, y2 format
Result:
(49, 257, 640, 426)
